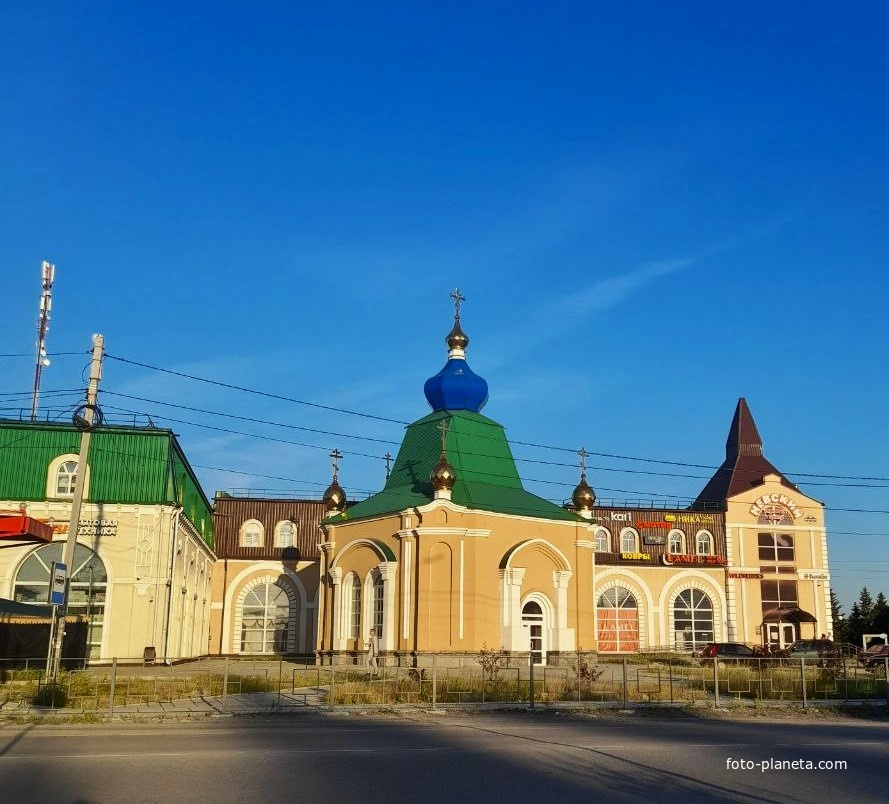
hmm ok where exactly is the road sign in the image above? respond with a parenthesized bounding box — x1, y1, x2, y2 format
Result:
(49, 561, 68, 606)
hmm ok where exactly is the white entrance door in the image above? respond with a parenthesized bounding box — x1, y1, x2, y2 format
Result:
(522, 601, 546, 665)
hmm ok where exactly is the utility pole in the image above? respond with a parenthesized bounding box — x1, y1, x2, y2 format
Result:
(47, 333, 105, 681)
(30, 261, 55, 421)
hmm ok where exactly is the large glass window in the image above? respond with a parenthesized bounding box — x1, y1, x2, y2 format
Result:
(239, 582, 290, 654)
(673, 589, 714, 651)
(596, 587, 638, 652)
(14, 542, 107, 659)
(758, 533, 794, 563)
(760, 579, 798, 616)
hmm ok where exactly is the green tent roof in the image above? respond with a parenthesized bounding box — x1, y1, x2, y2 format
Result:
(330, 410, 581, 524)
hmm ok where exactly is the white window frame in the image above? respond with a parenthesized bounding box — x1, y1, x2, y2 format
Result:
(239, 519, 264, 548)
(696, 530, 713, 555)
(668, 529, 686, 554)
(46, 453, 90, 499)
(274, 520, 296, 548)
(620, 528, 639, 553)
(593, 527, 611, 553)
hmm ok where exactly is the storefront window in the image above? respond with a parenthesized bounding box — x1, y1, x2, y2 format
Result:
(596, 587, 638, 652)
(673, 589, 714, 651)
(239, 581, 291, 654)
(14, 542, 107, 659)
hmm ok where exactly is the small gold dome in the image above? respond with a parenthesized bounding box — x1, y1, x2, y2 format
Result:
(446, 317, 469, 352)
(323, 479, 347, 513)
(572, 473, 596, 510)
(430, 453, 457, 492)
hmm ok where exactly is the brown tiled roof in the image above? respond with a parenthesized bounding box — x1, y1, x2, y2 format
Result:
(692, 398, 798, 510)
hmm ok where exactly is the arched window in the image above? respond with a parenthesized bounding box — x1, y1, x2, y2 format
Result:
(347, 574, 362, 639)
(240, 581, 291, 654)
(522, 600, 546, 665)
(14, 542, 107, 659)
(372, 573, 384, 639)
(620, 528, 639, 553)
(673, 589, 714, 652)
(593, 528, 611, 553)
(274, 520, 295, 548)
(596, 587, 638, 652)
(239, 519, 264, 548)
(56, 460, 78, 496)
(668, 529, 686, 554)
(696, 530, 713, 555)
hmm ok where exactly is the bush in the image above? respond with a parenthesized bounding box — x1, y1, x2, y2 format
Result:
(33, 683, 68, 708)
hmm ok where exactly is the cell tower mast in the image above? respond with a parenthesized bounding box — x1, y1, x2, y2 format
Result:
(30, 261, 55, 421)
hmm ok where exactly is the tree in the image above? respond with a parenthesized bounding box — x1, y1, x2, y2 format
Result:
(829, 588, 848, 643)
(871, 592, 889, 635)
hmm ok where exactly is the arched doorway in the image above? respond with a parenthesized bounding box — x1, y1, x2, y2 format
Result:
(14, 542, 107, 659)
(239, 581, 292, 654)
(522, 600, 546, 665)
(597, 587, 638, 652)
(672, 589, 714, 652)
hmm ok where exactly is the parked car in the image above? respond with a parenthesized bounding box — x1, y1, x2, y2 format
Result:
(698, 642, 759, 665)
(779, 639, 834, 659)
(857, 644, 889, 669)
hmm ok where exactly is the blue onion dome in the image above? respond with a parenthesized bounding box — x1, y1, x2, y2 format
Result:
(424, 314, 489, 413)
(572, 473, 596, 510)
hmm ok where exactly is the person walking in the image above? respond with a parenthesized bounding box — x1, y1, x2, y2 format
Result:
(365, 628, 379, 676)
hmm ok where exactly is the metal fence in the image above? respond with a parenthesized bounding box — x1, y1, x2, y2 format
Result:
(2, 652, 888, 715)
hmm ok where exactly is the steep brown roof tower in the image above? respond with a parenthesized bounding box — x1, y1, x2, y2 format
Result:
(692, 398, 798, 510)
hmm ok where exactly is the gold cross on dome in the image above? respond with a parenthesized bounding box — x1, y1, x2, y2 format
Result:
(437, 419, 449, 454)
(450, 287, 465, 318)
(578, 446, 588, 474)
(330, 447, 342, 480)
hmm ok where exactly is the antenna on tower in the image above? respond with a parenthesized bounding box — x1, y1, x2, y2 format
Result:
(30, 261, 55, 421)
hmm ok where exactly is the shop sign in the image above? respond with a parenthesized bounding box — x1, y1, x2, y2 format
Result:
(664, 513, 716, 524)
(621, 552, 650, 561)
(643, 533, 666, 545)
(77, 519, 118, 537)
(799, 571, 829, 580)
(636, 520, 670, 529)
(662, 554, 727, 567)
(749, 493, 804, 519)
(728, 572, 764, 579)
(40, 519, 118, 536)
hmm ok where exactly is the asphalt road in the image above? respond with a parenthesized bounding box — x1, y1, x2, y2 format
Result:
(1, 710, 886, 803)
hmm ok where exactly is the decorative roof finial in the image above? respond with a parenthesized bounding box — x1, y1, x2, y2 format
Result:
(384, 451, 393, 481)
(430, 418, 456, 499)
(450, 287, 465, 319)
(571, 445, 596, 516)
(323, 447, 347, 514)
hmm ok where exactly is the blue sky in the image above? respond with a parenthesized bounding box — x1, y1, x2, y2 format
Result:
(2, 2, 888, 612)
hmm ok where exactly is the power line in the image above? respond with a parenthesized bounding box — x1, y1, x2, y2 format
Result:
(104, 353, 408, 425)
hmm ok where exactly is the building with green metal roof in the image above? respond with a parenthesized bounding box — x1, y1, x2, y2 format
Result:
(0, 418, 215, 664)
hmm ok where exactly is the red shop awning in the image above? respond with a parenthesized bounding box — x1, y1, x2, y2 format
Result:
(0, 515, 53, 544)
